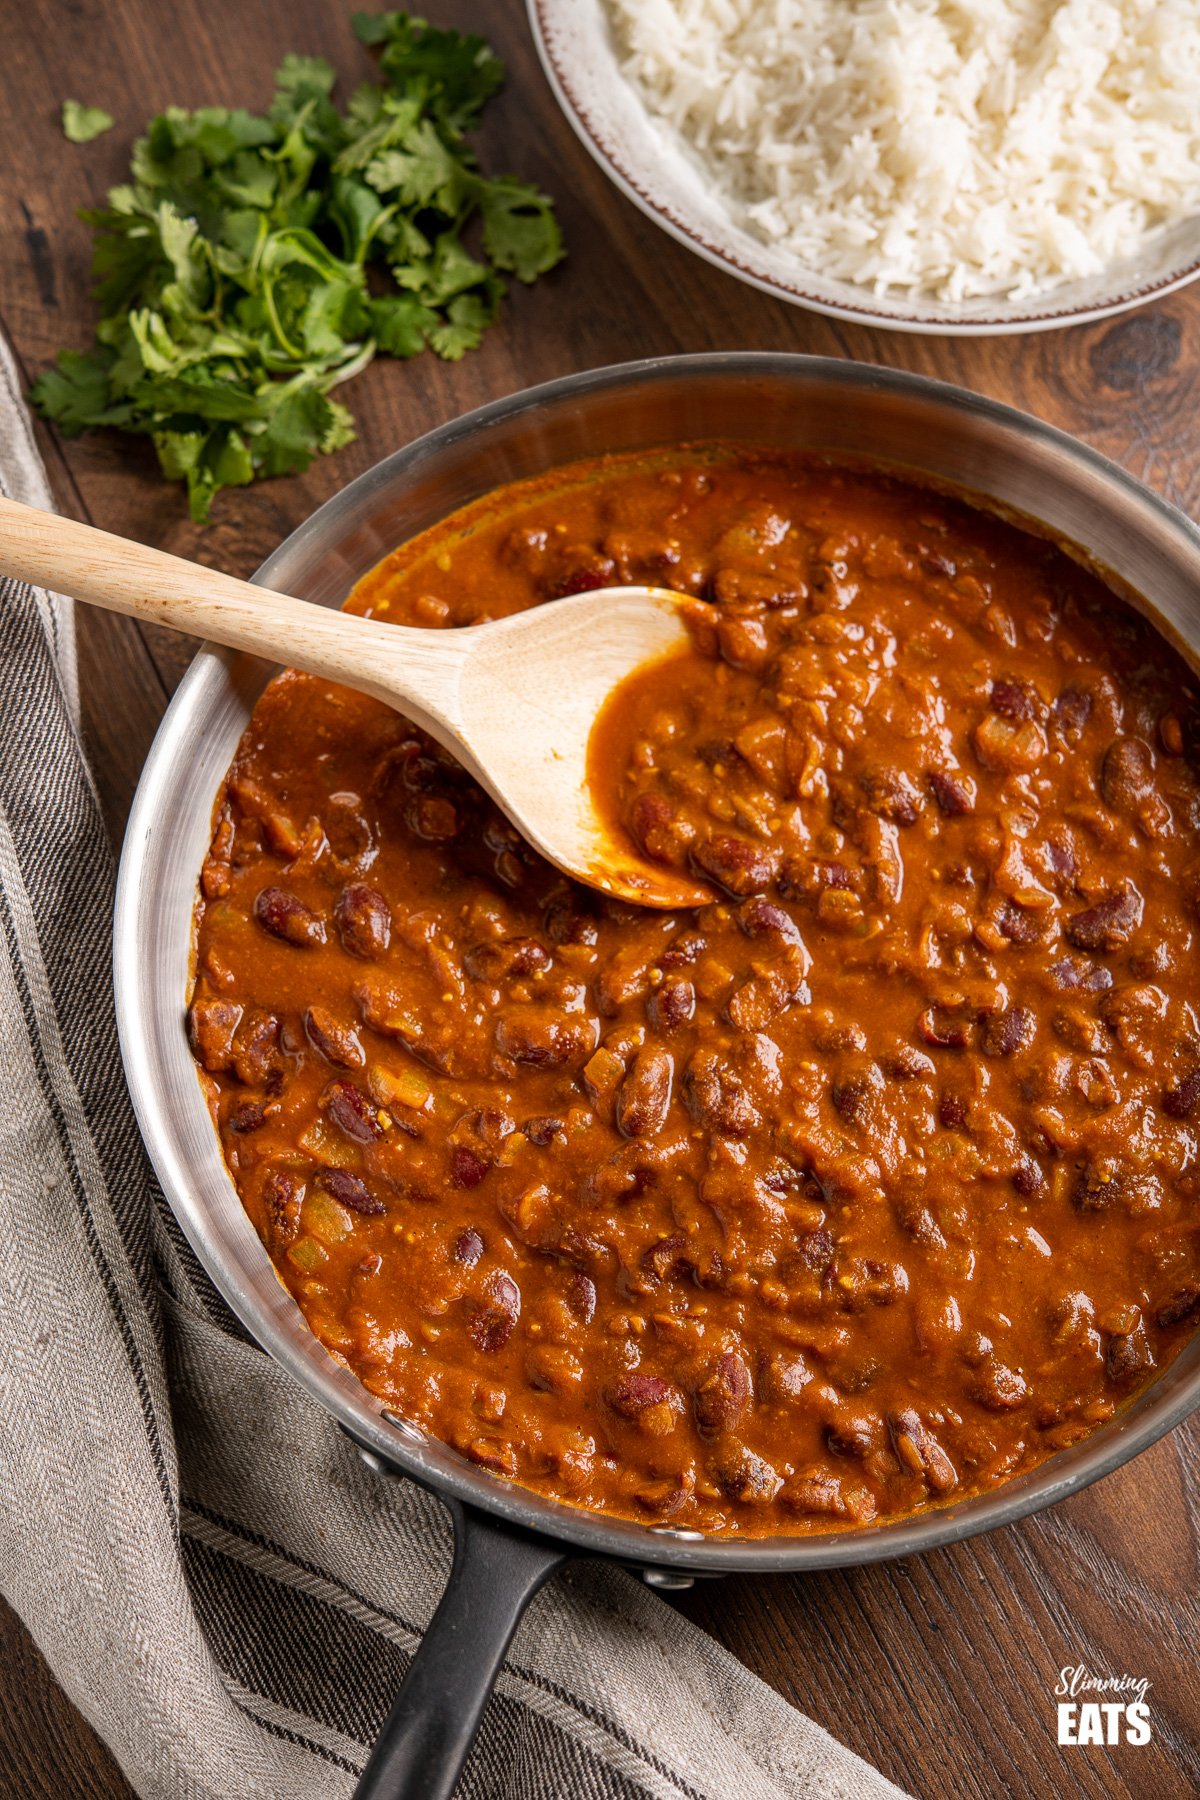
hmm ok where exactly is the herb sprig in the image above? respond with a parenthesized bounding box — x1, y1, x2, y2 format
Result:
(34, 13, 564, 521)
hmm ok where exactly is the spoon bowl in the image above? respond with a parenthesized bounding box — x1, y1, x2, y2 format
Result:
(0, 495, 711, 907)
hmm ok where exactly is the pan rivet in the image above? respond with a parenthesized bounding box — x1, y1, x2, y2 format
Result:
(641, 1568, 694, 1590)
(382, 1408, 426, 1444)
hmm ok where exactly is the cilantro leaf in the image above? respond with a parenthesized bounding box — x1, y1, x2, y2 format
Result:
(273, 55, 337, 100)
(35, 12, 564, 520)
(428, 291, 495, 361)
(368, 292, 436, 357)
(480, 177, 564, 282)
(352, 13, 504, 131)
(62, 101, 115, 143)
(256, 383, 339, 476)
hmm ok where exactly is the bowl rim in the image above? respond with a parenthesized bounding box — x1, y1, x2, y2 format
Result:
(525, 0, 1200, 337)
(114, 350, 1200, 1572)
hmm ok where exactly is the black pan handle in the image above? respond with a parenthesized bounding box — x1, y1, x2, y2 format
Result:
(353, 1497, 569, 1800)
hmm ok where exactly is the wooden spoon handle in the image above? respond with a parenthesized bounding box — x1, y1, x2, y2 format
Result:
(0, 493, 457, 715)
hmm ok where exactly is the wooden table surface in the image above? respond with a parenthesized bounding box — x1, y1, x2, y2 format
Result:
(3, 2, 1200, 1795)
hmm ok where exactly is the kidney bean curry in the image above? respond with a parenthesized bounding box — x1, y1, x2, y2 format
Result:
(190, 446, 1200, 1536)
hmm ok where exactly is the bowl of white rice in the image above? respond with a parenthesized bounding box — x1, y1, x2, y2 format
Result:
(528, 0, 1200, 334)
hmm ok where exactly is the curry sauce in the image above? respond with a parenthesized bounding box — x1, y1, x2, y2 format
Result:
(189, 447, 1200, 1535)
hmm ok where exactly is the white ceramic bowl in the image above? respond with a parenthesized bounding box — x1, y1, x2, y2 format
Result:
(528, 0, 1200, 337)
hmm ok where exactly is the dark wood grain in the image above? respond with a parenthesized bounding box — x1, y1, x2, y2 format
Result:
(3, 2, 1199, 1794)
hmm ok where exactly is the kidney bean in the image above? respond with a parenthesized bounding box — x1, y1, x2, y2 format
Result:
(233, 1010, 282, 1088)
(605, 1372, 675, 1418)
(1099, 737, 1155, 812)
(1013, 1160, 1044, 1196)
(590, 1142, 664, 1209)
(523, 1115, 565, 1146)
(980, 1006, 1036, 1058)
(262, 1167, 302, 1245)
(782, 1475, 876, 1524)
(694, 1351, 752, 1435)
(1049, 956, 1114, 993)
(640, 1235, 691, 1283)
(836, 1259, 910, 1311)
(1164, 1068, 1200, 1119)
(408, 795, 460, 842)
(454, 1228, 484, 1266)
(826, 1411, 877, 1458)
(1044, 835, 1078, 881)
(1130, 944, 1172, 980)
(970, 1361, 1028, 1411)
(335, 884, 391, 959)
(1054, 685, 1093, 735)
(736, 897, 806, 946)
(724, 968, 796, 1034)
(1159, 712, 1186, 755)
(939, 1092, 968, 1129)
(464, 937, 552, 983)
(464, 1438, 517, 1476)
(859, 768, 922, 825)
(1106, 1326, 1155, 1383)
(928, 769, 975, 816)
(831, 1066, 883, 1123)
(450, 1146, 491, 1189)
(990, 678, 1037, 721)
(893, 1198, 946, 1248)
(758, 1352, 812, 1405)
(996, 901, 1043, 946)
(718, 615, 773, 675)
(661, 930, 706, 968)
(228, 1101, 266, 1134)
(629, 793, 685, 864)
(254, 886, 326, 946)
(920, 1003, 974, 1049)
(494, 1010, 593, 1067)
(316, 1167, 385, 1216)
(596, 952, 657, 1018)
(887, 1409, 957, 1491)
(616, 1047, 673, 1140)
(647, 976, 696, 1032)
(188, 998, 243, 1073)
(543, 896, 599, 947)
(682, 1050, 760, 1137)
(1156, 1284, 1200, 1328)
(463, 1108, 515, 1151)
(691, 834, 779, 896)
(325, 1080, 383, 1142)
(305, 1005, 365, 1069)
(794, 1228, 835, 1274)
(712, 1446, 781, 1504)
(565, 1272, 597, 1323)
(881, 1044, 935, 1081)
(1065, 889, 1142, 951)
(550, 548, 617, 599)
(469, 1272, 521, 1351)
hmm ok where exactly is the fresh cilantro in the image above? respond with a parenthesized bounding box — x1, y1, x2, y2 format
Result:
(62, 101, 115, 143)
(35, 13, 564, 521)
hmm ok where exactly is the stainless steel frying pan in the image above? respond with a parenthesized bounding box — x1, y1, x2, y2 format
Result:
(113, 354, 1200, 1798)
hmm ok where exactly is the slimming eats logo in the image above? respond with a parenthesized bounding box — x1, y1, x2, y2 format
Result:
(1056, 1665, 1152, 1746)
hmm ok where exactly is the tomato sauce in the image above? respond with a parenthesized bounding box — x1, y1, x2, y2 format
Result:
(189, 447, 1200, 1535)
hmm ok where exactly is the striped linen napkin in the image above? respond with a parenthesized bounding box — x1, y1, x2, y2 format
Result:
(0, 331, 909, 1800)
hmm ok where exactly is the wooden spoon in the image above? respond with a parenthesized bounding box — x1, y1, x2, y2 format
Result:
(0, 496, 712, 908)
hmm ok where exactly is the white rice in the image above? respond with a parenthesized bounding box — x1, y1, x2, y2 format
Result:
(603, 0, 1200, 302)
